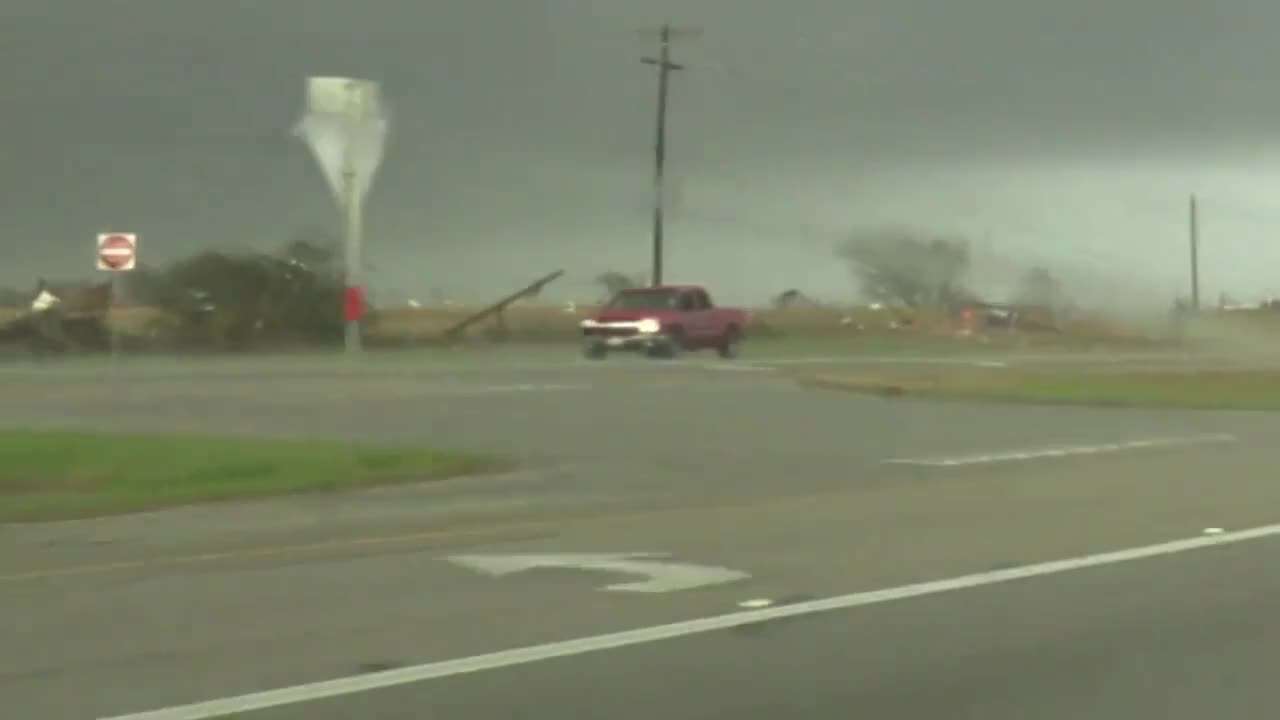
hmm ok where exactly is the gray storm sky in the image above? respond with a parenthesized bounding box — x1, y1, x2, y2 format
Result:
(4, 0, 1280, 305)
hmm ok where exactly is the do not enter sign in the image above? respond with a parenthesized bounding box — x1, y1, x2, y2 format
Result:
(97, 233, 138, 271)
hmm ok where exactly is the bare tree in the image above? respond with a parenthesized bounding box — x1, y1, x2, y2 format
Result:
(837, 229, 972, 308)
(773, 289, 803, 308)
(1012, 266, 1063, 309)
(595, 270, 644, 299)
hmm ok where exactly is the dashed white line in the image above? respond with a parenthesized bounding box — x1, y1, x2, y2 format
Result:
(753, 356, 994, 367)
(697, 363, 776, 373)
(101, 521, 1280, 720)
(468, 383, 589, 394)
(882, 434, 1237, 467)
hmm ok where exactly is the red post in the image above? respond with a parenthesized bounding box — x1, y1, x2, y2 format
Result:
(958, 306, 976, 336)
(343, 286, 364, 322)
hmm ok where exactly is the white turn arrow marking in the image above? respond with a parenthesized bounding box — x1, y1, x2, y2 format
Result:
(448, 553, 750, 593)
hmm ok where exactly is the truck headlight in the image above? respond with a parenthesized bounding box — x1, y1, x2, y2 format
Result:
(636, 318, 661, 334)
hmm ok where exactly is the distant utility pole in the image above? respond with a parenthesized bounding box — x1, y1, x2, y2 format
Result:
(1189, 194, 1201, 311)
(640, 24, 697, 287)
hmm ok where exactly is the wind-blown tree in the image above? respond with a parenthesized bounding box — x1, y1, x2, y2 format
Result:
(837, 229, 973, 309)
(122, 228, 348, 350)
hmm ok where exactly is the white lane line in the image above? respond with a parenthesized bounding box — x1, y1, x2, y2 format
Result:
(100, 520, 1280, 720)
(315, 383, 589, 399)
(882, 434, 1236, 467)
(753, 356, 982, 366)
(698, 363, 776, 373)
(469, 383, 588, 394)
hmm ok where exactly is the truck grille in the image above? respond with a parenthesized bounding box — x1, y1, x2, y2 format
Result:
(584, 325, 639, 338)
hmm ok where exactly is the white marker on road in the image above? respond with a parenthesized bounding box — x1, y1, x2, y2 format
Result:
(102, 521, 1280, 720)
(448, 553, 751, 593)
(883, 434, 1236, 467)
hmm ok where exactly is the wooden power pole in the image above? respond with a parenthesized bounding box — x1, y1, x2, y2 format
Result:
(640, 24, 697, 286)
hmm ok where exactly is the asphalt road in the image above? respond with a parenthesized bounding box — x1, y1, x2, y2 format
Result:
(2, 347, 1279, 719)
(241, 534, 1280, 720)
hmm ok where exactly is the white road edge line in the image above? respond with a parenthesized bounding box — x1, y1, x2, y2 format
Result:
(882, 433, 1236, 467)
(101, 520, 1280, 720)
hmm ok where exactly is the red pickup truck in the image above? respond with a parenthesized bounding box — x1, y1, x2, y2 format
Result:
(580, 285, 749, 359)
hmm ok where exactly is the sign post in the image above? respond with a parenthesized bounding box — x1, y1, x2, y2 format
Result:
(295, 77, 388, 355)
(96, 232, 137, 358)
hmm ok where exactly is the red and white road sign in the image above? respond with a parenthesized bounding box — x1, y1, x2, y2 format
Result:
(96, 233, 137, 271)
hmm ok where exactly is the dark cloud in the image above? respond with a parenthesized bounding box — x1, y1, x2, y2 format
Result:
(3, 1, 1280, 302)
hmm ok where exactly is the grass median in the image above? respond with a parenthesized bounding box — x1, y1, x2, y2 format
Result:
(0, 430, 504, 522)
(800, 367, 1280, 411)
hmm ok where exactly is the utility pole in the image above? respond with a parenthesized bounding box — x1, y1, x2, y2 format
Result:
(1189, 194, 1200, 311)
(640, 24, 695, 287)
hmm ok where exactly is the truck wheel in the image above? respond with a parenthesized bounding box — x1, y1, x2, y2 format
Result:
(717, 326, 741, 359)
(583, 340, 608, 360)
(648, 328, 683, 359)
(646, 342, 676, 359)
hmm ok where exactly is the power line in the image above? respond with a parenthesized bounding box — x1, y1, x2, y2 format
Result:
(639, 24, 698, 286)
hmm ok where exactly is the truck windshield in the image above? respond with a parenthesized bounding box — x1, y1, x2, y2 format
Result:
(607, 289, 679, 309)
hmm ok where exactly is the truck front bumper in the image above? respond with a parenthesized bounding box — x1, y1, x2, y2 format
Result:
(584, 332, 671, 351)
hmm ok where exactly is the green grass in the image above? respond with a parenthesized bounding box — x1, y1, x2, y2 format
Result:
(801, 367, 1280, 411)
(0, 430, 503, 522)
